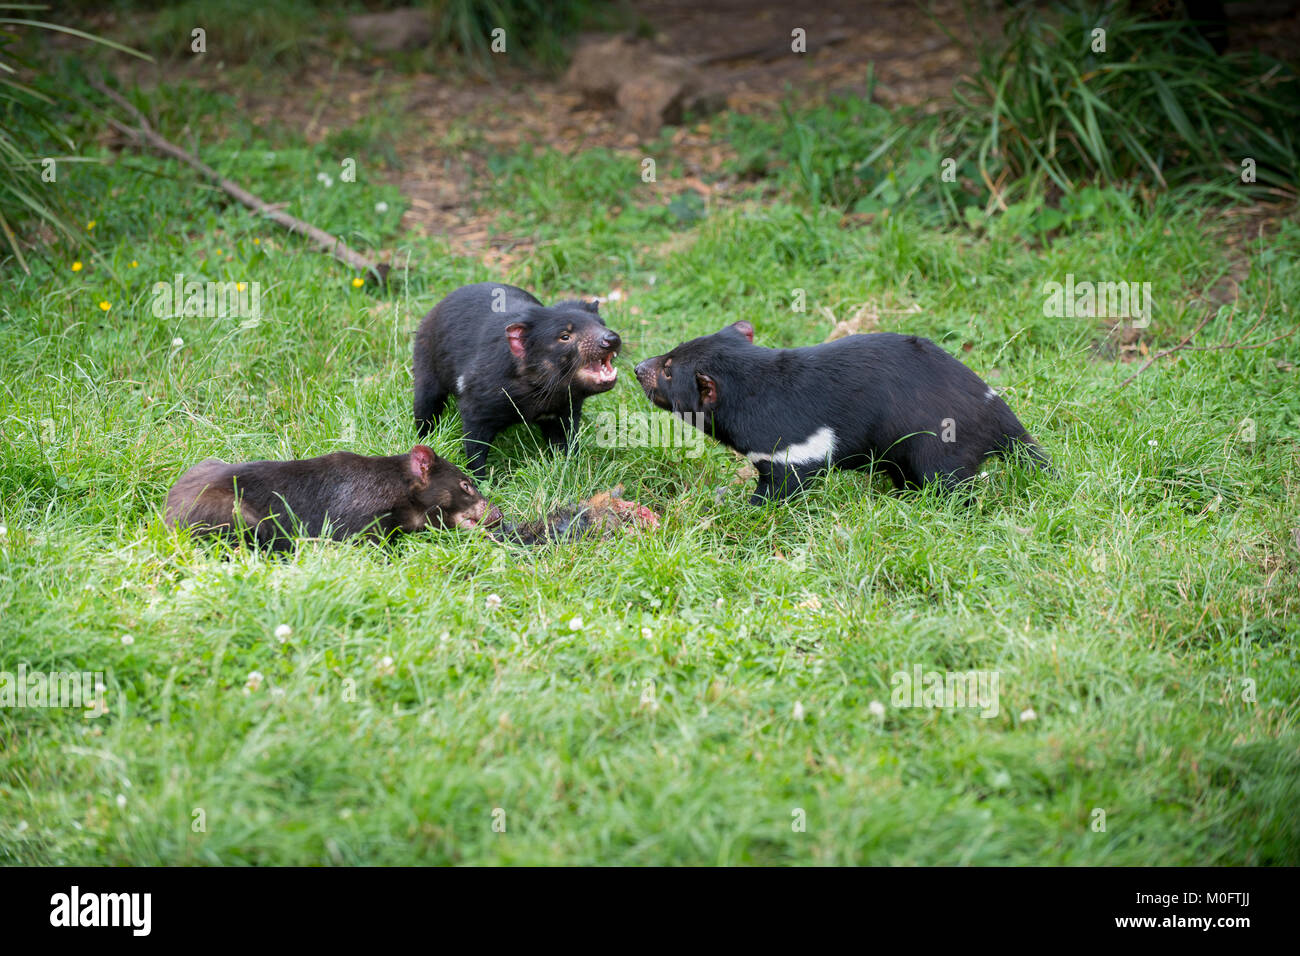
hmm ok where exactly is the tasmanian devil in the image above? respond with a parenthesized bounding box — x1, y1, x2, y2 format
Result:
(635, 322, 1048, 504)
(412, 282, 621, 480)
(165, 445, 501, 550)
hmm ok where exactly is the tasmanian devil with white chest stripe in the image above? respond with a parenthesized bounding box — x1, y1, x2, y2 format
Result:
(413, 283, 621, 480)
(635, 322, 1048, 504)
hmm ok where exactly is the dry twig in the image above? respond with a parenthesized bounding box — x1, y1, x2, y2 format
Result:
(1116, 278, 1290, 390)
(90, 79, 390, 284)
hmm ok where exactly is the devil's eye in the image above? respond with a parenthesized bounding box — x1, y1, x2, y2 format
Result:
(460, 480, 473, 494)
(559, 332, 571, 342)
(663, 359, 672, 379)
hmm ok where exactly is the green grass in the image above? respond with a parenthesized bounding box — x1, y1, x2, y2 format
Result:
(0, 3, 152, 271)
(1, 73, 1299, 865)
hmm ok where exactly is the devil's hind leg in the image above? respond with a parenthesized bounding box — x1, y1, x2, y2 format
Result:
(413, 373, 449, 437)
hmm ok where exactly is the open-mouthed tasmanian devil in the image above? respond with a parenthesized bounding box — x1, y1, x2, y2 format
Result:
(165, 445, 500, 550)
(635, 322, 1049, 504)
(413, 282, 621, 480)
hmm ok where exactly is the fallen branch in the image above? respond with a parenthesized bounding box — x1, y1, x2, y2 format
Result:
(90, 79, 389, 284)
(1116, 279, 1290, 390)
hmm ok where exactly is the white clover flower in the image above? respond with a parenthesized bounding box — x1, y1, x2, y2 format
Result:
(485, 594, 502, 610)
(120, 634, 134, 646)
(316, 172, 333, 187)
(374, 201, 389, 213)
(640, 627, 652, 639)
(1020, 707, 1037, 722)
(115, 794, 127, 809)
(1147, 439, 1158, 447)
(868, 700, 886, 718)
(274, 624, 292, 642)
(0, 525, 7, 537)
(172, 337, 184, 348)
(792, 701, 805, 721)
(245, 671, 264, 692)
(568, 616, 584, 631)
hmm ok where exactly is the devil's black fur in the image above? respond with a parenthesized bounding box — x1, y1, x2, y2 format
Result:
(413, 283, 621, 480)
(164, 446, 499, 550)
(635, 322, 1049, 504)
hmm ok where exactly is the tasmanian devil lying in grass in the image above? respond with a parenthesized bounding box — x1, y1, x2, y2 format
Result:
(165, 445, 500, 550)
(635, 322, 1048, 504)
(413, 282, 622, 480)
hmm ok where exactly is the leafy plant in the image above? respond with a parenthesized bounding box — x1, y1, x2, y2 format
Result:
(941, 1, 1299, 201)
(0, 4, 148, 271)
(428, 0, 616, 73)
(147, 0, 322, 65)
(725, 1, 1299, 224)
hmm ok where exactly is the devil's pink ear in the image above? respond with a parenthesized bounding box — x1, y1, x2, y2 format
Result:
(409, 445, 437, 485)
(506, 323, 528, 359)
(696, 372, 719, 407)
(728, 321, 754, 343)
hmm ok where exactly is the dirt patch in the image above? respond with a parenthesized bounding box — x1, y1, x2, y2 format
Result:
(104, 0, 974, 264)
(365, 0, 975, 259)
(637, 0, 969, 110)
(98, 0, 1298, 268)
